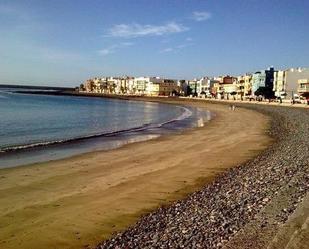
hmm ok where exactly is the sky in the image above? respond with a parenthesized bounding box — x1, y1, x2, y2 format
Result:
(0, 0, 309, 86)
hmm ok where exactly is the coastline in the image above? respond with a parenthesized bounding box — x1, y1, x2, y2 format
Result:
(0, 95, 211, 168)
(0, 98, 271, 249)
(11, 89, 309, 108)
(97, 101, 309, 249)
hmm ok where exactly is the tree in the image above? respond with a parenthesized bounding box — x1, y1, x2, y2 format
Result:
(79, 84, 85, 91)
(230, 91, 237, 100)
(172, 89, 179, 96)
(186, 85, 193, 96)
(254, 87, 275, 99)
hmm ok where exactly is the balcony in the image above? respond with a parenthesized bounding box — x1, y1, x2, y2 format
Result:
(298, 85, 309, 93)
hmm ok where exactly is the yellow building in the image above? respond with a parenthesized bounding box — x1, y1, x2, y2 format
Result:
(236, 76, 245, 100)
(146, 79, 178, 96)
(244, 74, 252, 97)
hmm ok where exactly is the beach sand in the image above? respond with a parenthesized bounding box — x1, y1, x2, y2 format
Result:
(0, 100, 271, 249)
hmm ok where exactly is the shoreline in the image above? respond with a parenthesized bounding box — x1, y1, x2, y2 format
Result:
(97, 101, 309, 249)
(0, 99, 271, 249)
(11, 89, 309, 108)
(0, 95, 211, 169)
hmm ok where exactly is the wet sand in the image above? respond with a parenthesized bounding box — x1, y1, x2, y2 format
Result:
(0, 99, 271, 249)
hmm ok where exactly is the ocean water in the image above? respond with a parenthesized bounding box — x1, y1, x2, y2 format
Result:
(0, 89, 211, 168)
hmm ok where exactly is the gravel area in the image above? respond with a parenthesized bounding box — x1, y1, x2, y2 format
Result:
(96, 104, 309, 249)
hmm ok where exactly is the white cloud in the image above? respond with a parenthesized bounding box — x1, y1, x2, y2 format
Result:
(107, 22, 189, 38)
(98, 48, 114, 56)
(176, 44, 187, 49)
(161, 42, 193, 53)
(120, 42, 134, 46)
(98, 42, 134, 56)
(192, 11, 212, 21)
(161, 48, 174, 53)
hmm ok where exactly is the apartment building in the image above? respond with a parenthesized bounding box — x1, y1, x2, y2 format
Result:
(298, 79, 309, 97)
(212, 76, 237, 99)
(273, 68, 309, 99)
(133, 77, 178, 96)
(198, 77, 211, 97)
(252, 71, 266, 94)
(187, 77, 211, 97)
(147, 78, 178, 96)
(273, 70, 286, 98)
(222, 76, 237, 99)
(244, 74, 252, 97)
(236, 75, 245, 100)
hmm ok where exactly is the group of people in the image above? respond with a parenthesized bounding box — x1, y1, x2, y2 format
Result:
(229, 104, 236, 111)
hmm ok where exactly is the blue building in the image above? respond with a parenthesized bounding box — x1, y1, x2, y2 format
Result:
(252, 71, 266, 94)
(252, 67, 275, 96)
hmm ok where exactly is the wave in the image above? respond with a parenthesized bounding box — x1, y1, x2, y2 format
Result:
(0, 106, 193, 153)
(0, 91, 9, 98)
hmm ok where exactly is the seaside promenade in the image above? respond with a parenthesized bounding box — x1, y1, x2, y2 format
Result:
(185, 97, 309, 109)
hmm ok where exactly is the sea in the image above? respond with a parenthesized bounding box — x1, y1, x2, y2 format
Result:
(0, 89, 212, 168)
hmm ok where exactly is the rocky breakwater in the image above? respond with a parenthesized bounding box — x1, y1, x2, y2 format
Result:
(96, 105, 309, 249)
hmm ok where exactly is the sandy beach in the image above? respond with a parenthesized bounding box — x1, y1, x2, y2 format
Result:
(97, 101, 309, 249)
(0, 99, 271, 249)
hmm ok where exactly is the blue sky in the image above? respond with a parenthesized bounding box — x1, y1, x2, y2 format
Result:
(0, 0, 308, 86)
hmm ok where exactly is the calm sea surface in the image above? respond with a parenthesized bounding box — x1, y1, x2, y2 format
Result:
(0, 90, 211, 168)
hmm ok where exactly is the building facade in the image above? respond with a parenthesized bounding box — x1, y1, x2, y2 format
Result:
(213, 76, 237, 99)
(298, 78, 309, 98)
(273, 70, 286, 98)
(133, 77, 178, 96)
(244, 74, 252, 97)
(252, 71, 266, 95)
(286, 68, 309, 98)
(188, 79, 198, 96)
(273, 68, 309, 99)
(80, 67, 308, 100)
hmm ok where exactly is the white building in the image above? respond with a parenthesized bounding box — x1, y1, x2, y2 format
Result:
(187, 77, 211, 97)
(273, 70, 286, 98)
(134, 77, 157, 95)
(252, 71, 266, 95)
(197, 77, 211, 97)
(133, 77, 178, 96)
(273, 68, 309, 99)
(125, 77, 135, 94)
